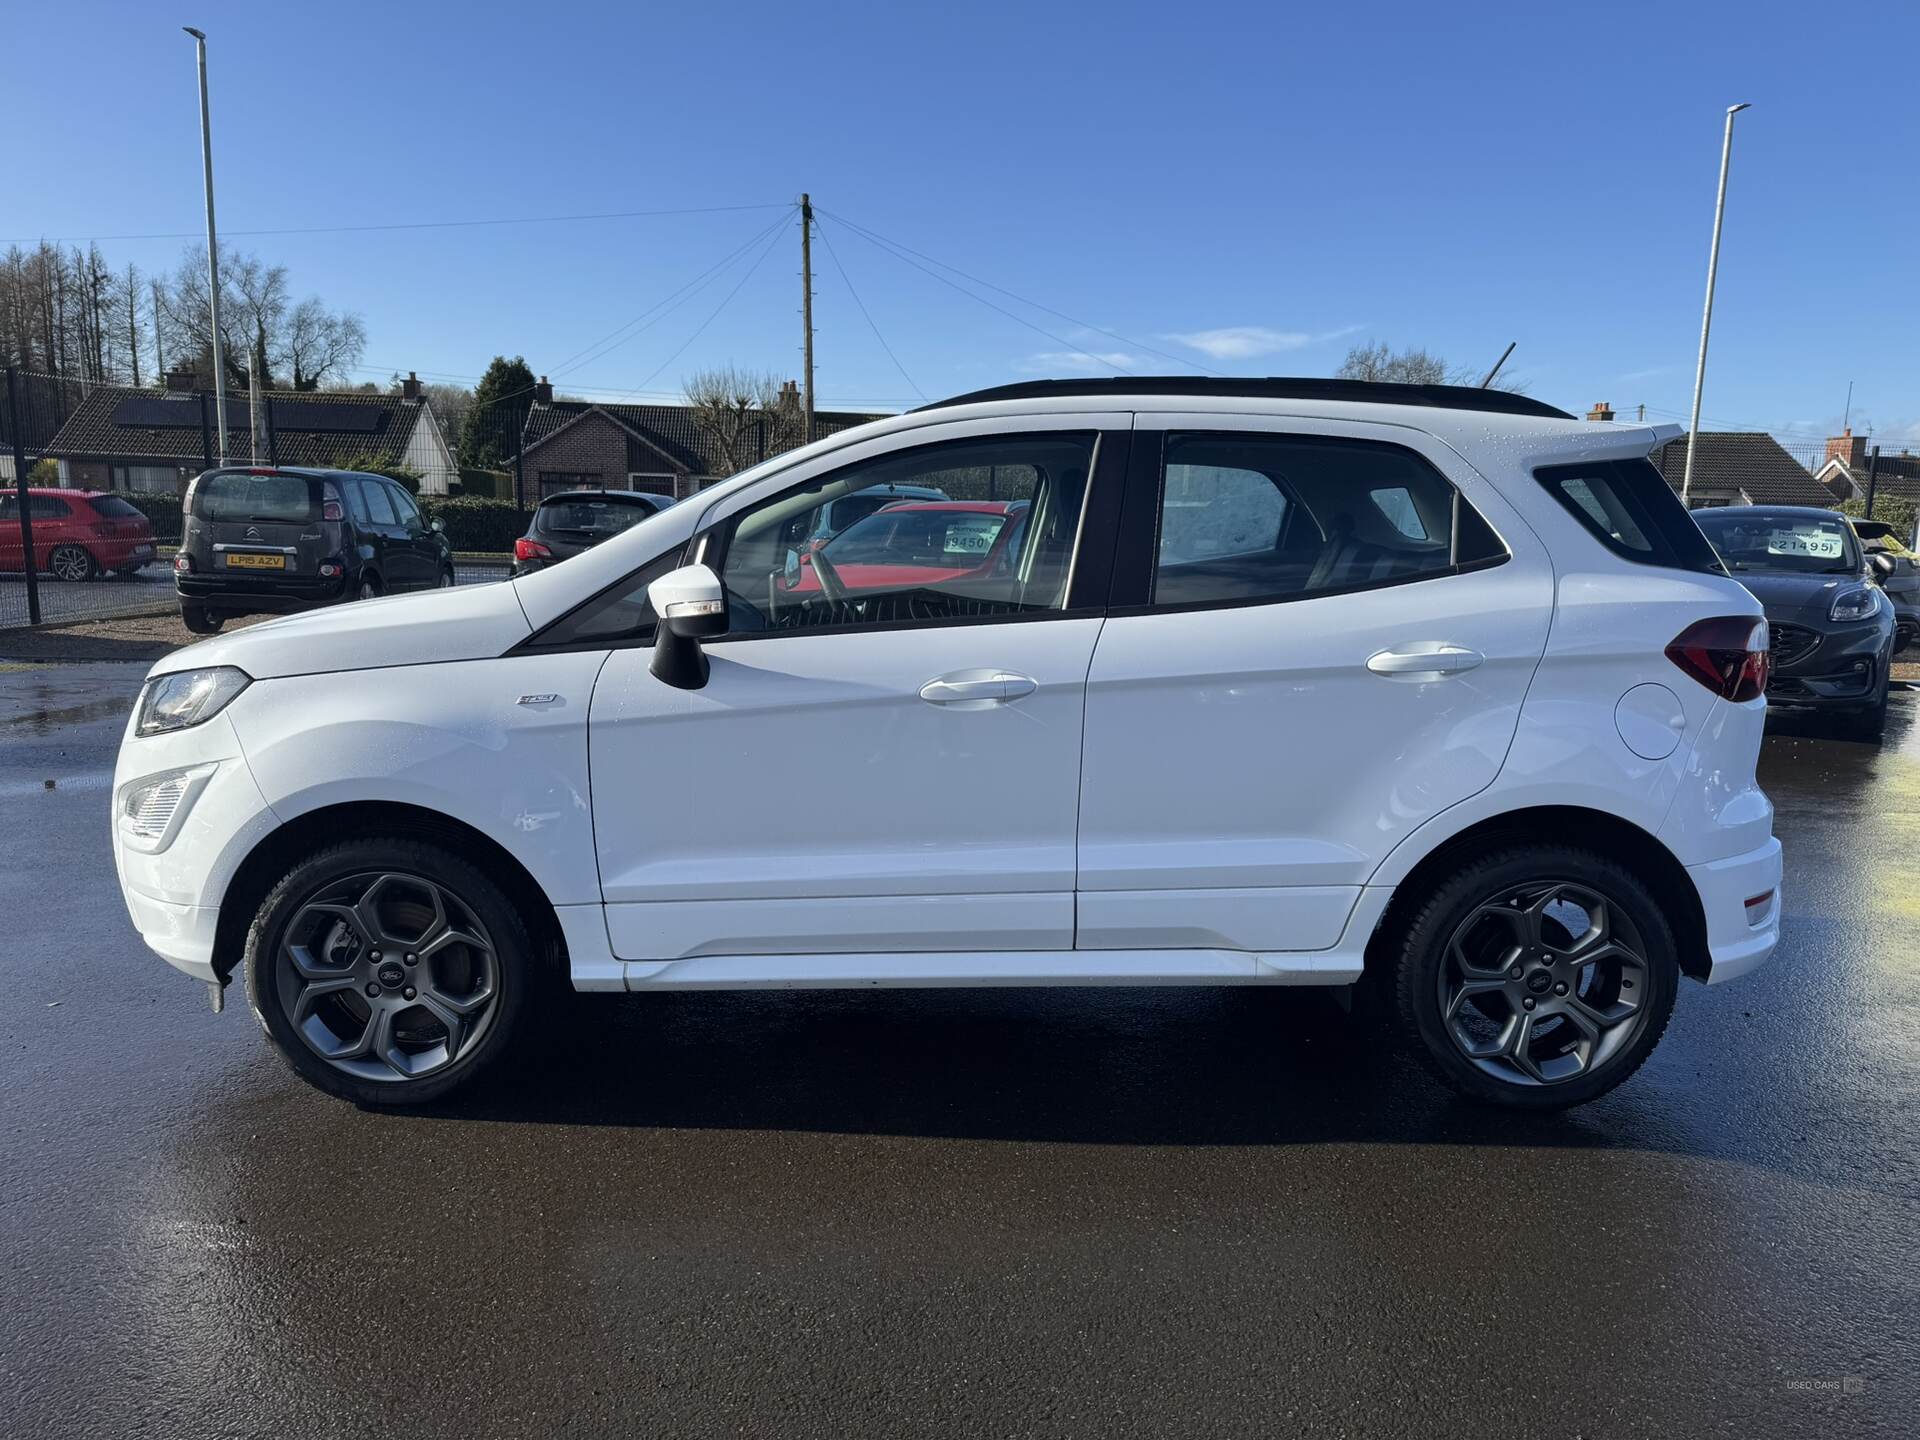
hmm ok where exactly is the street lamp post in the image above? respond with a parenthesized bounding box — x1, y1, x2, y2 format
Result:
(1681, 102, 1751, 507)
(183, 26, 227, 465)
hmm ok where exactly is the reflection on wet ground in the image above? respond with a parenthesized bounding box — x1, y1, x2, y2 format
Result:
(1, 666, 1914, 1437)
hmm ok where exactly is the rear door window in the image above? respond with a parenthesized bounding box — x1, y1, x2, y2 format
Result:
(1150, 433, 1480, 607)
(193, 472, 321, 523)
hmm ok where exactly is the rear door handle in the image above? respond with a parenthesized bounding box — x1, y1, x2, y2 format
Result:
(918, 670, 1038, 705)
(1366, 645, 1484, 677)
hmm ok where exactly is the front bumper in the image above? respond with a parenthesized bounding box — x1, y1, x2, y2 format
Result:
(1766, 616, 1890, 710)
(112, 705, 281, 983)
(1687, 836, 1783, 984)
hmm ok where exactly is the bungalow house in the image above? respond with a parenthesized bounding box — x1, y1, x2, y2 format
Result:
(511, 377, 880, 501)
(39, 371, 459, 495)
(1812, 427, 1920, 507)
(1643, 431, 1835, 509)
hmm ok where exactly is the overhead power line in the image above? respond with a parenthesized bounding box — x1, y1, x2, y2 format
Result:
(814, 217, 925, 402)
(819, 206, 1223, 377)
(2, 202, 794, 247)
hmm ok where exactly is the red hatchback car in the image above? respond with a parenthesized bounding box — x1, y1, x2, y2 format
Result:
(0, 487, 158, 580)
(779, 499, 1029, 597)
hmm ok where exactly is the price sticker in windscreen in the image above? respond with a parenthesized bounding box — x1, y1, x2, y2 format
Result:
(1767, 528, 1844, 559)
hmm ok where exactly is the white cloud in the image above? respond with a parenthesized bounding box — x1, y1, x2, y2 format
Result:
(1164, 326, 1309, 360)
(1019, 350, 1144, 374)
(1161, 324, 1364, 361)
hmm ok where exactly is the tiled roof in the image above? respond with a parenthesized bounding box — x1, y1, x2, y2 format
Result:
(1647, 432, 1834, 507)
(42, 386, 432, 469)
(1827, 453, 1920, 503)
(517, 400, 881, 476)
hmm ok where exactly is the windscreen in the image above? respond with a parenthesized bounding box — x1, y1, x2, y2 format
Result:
(192, 472, 323, 523)
(1693, 511, 1860, 575)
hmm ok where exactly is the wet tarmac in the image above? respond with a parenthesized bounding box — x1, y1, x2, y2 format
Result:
(2, 663, 1915, 1437)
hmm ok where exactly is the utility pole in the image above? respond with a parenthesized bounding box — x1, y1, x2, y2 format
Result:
(184, 27, 228, 465)
(1682, 102, 1751, 506)
(800, 194, 815, 444)
(1864, 445, 1882, 520)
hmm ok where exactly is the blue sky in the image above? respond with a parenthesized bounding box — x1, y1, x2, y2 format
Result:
(11, 0, 1917, 443)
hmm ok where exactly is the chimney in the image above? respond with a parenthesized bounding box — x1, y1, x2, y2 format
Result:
(1585, 401, 1615, 423)
(534, 375, 553, 405)
(779, 378, 798, 405)
(1825, 426, 1867, 470)
(401, 370, 421, 401)
(164, 366, 196, 393)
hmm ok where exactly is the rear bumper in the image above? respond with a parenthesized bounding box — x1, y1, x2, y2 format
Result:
(1687, 837, 1782, 984)
(177, 572, 348, 613)
(96, 538, 156, 568)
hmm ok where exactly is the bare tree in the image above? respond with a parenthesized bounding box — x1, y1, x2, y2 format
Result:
(683, 365, 804, 476)
(285, 298, 367, 390)
(1336, 340, 1527, 393)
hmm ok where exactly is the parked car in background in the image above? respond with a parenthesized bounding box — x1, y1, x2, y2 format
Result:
(806, 481, 948, 541)
(0, 487, 155, 580)
(1694, 505, 1897, 737)
(1848, 517, 1919, 654)
(511, 489, 676, 576)
(778, 499, 1029, 598)
(173, 467, 454, 635)
(116, 378, 1781, 1114)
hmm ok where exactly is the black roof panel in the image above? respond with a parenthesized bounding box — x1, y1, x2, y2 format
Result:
(916, 377, 1573, 420)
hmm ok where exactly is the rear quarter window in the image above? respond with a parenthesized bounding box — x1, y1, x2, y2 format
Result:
(88, 495, 145, 519)
(1534, 458, 1723, 573)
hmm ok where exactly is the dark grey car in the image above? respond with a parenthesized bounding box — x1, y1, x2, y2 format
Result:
(510, 489, 675, 576)
(1693, 505, 1897, 738)
(174, 467, 454, 634)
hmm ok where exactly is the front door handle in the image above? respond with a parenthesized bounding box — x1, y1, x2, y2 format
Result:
(1366, 645, 1484, 677)
(918, 670, 1038, 705)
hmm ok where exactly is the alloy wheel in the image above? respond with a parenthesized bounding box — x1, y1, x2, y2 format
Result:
(1437, 879, 1651, 1086)
(273, 870, 500, 1084)
(49, 545, 94, 581)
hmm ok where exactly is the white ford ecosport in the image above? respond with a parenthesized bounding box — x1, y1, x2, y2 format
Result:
(112, 379, 1780, 1110)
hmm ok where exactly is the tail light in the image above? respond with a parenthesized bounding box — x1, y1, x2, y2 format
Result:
(1666, 617, 1769, 701)
(321, 484, 344, 522)
(173, 552, 192, 574)
(514, 537, 552, 562)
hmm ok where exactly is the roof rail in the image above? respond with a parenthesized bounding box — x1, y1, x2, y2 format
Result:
(915, 377, 1573, 420)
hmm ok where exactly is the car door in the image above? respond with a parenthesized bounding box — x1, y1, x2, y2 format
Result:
(381, 482, 436, 588)
(0, 494, 19, 572)
(584, 416, 1128, 964)
(1075, 415, 1553, 953)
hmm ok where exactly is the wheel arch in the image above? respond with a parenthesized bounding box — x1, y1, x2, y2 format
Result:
(1366, 805, 1711, 983)
(212, 800, 566, 984)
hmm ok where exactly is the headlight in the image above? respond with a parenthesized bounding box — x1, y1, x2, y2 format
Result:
(135, 666, 250, 736)
(1830, 587, 1882, 623)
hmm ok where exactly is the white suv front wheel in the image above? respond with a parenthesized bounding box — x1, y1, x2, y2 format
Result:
(243, 838, 533, 1106)
(1390, 846, 1679, 1109)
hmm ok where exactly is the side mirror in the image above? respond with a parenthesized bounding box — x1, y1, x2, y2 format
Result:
(431, 516, 445, 534)
(1869, 552, 1894, 580)
(647, 563, 727, 689)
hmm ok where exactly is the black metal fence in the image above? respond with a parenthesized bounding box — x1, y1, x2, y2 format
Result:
(3, 366, 522, 634)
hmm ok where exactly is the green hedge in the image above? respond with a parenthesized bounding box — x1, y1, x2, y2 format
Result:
(419, 495, 526, 553)
(1838, 495, 1919, 547)
(121, 492, 185, 542)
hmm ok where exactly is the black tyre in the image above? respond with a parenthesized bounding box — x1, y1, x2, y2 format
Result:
(243, 838, 533, 1107)
(1389, 845, 1679, 1110)
(357, 573, 381, 601)
(180, 604, 224, 635)
(48, 544, 97, 581)
(439, 566, 456, 589)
